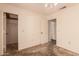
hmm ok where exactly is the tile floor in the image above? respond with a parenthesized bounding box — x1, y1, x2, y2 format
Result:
(3, 40, 79, 56)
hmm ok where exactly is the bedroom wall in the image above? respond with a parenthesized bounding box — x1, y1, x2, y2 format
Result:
(48, 4, 79, 54)
(0, 4, 48, 55)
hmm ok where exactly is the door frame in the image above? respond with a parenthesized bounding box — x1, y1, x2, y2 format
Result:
(3, 12, 18, 53)
(48, 19, 56, 43)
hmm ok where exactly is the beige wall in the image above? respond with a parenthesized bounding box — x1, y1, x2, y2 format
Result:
(48, 4, 79, 54)
(0, 4, 48, 55)
(40, 16, 48, 44)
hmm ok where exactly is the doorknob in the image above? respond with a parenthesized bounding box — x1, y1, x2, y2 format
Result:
(41, 32, 43, 34)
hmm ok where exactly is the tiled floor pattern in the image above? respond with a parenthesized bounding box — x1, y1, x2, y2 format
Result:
(4, 40, 79, 56)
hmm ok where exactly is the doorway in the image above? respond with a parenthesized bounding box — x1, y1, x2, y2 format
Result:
(3, 12, 18, 54)
(48, 19, 56, 45)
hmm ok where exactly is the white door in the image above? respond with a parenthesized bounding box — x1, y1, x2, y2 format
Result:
(0, 11, 3, 55)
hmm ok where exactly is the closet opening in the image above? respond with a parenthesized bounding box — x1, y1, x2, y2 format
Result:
(48, 19, 56, 46)
(3, 12, 18, 54)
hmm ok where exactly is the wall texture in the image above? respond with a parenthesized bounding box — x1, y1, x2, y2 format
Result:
(48, 4, 79, 54)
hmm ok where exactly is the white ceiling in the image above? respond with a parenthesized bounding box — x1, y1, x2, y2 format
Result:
(8, 3, 77, 15)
